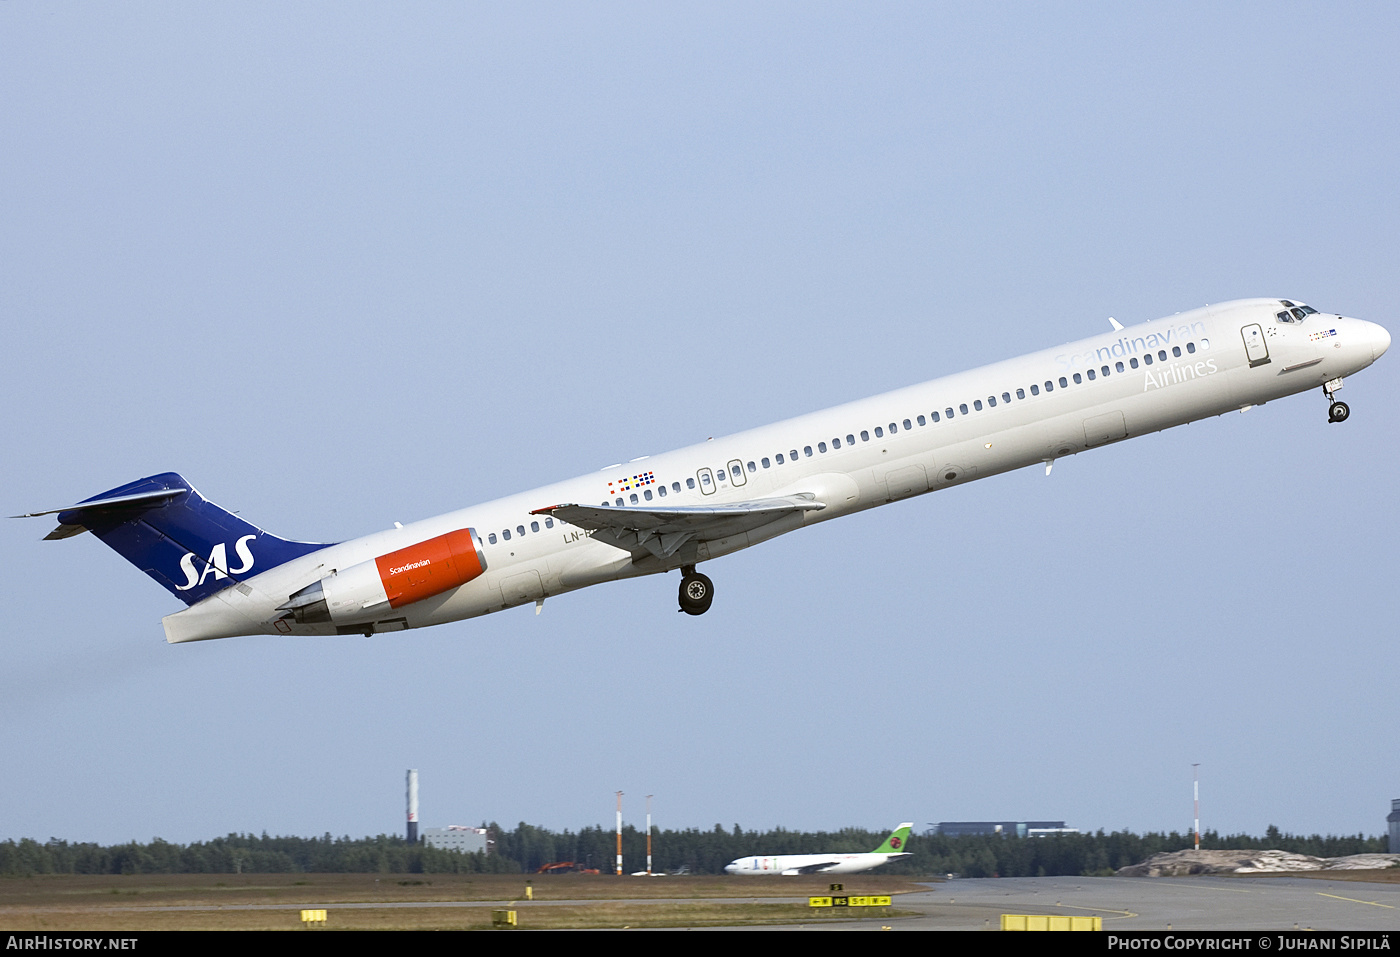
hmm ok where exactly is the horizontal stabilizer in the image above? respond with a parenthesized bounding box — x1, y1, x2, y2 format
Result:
(14, 486, 190, 522)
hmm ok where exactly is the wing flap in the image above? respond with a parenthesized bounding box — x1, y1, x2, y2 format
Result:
(532, 496, 825, 561)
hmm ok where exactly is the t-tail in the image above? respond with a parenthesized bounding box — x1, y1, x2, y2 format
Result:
(17, 472, 332, 604)
(873, 823, 914, 855)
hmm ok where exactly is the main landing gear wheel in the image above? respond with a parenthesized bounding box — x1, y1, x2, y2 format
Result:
(678, 569, 714, 616)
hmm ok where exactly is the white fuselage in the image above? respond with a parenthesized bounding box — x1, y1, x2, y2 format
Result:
(163, 299, 1390, 642)
(724, 852, 908, 876)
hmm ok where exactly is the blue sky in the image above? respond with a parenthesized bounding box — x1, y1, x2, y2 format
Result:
(2, 3, 1397, 847)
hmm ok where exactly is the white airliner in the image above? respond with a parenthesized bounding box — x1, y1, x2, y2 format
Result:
(724, 823, 914, 875)
(19, 299, 1389, 642)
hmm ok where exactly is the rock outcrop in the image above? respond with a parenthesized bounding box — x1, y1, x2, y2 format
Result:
(1118, 849, 1400, 877)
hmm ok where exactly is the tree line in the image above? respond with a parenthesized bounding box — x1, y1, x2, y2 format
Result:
(0, 824, 1388, 878)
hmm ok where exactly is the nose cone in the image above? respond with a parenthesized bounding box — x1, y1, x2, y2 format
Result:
(724, 862, 738, 874)
(1369, 321, 1392, 361)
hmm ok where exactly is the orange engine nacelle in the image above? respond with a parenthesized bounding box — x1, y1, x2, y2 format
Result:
(375, 528, 487, 608)
(281, 528, 488, 625)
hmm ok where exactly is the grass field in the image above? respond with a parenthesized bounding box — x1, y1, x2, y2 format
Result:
(0, 873, 925, 930)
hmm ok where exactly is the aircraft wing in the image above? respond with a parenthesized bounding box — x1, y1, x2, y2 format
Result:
(531, 495, 825, 561)
(794, 860, 843, 874)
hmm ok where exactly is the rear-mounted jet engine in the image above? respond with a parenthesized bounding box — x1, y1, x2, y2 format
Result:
(279, 528, 486, 625)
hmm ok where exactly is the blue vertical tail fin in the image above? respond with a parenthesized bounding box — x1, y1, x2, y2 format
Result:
(20, 472, 332, 604)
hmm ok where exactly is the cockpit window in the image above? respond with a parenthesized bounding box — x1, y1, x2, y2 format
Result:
(1290, 308, 1308, 322)
(1277, 311, 1293, 323)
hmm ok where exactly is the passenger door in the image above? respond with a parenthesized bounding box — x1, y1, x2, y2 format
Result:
(1241, 324, 1270, 367)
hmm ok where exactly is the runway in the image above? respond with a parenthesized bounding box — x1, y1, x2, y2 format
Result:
(4, 873, 1395, 931)
(715, 875, 1400, 931)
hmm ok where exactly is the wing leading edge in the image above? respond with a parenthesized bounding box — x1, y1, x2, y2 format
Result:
(531, 495, 825, 562)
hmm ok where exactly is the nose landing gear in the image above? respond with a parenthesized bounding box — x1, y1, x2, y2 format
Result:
(678, 565, 714, 616)
(1324, 378, 1349, 423)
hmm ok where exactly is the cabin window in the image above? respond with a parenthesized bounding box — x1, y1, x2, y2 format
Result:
(732, 464, 743, 478)
(1087, 369, 1096, 380)
(917, 415, 926, 426)
(1200, 338, 1210, 350)
(875, 427, 884, 438)
(1073, 373, 1082, 384)
(1130, 358, 1139, 369)
(686, 478, 695, 489)
(987, 396, 997, 407)
(717, 469, 726, 483)
(1116, 361, 1125, 372)
(973, 399, 983, 411)
(1044, 381, 1053, 392)
(1030, 384, 1039, 395)
(531, 521, 540, 532)
(503, 529, 511, 541)
(1158, 350, 1168, 361)
(790, 449, 799, 460)
(762, 457, 771, 468)
(903, 418, 912, 430)
(658, 486, 667, 497)
(959, 403, 969, 414)
(700, 473, 711, 486)
(629, 494, 638, 504)
(945, 408, 955, 418)
(860, 430, 870, 441)
(888, 422, 898, 434)
(747, 461, 756, 472)
(932, 411, 941, 422)
(1186, 342, 1196, 354)
(1059, 377, 1068, 388)
(847, 434, 856, 445)
(831, 438, 841, 449)
(643, 489, 652, 501)
(488, 533, 497, 544)
(1003, 392, 1011, 403)
(1143, 354, 1153, 365)
(776, 453, 785, 464)
(818, 442, 827, 453)
(673, 481, 682, 492)
(804, 445, 813, 457)
(545, 518, 554, 528)
(1172, 346, 1181, 357)
(1102, 365, 1110, 377)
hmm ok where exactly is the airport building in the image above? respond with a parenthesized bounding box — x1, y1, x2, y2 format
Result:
(1388, 799, 1400, 854)
(930, 821, 1077, 838)
(423, 825, 489, 854)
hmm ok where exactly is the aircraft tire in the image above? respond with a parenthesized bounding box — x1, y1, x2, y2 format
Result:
(678, 572, 714, 616)
(1329, 401, 1350, 423)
